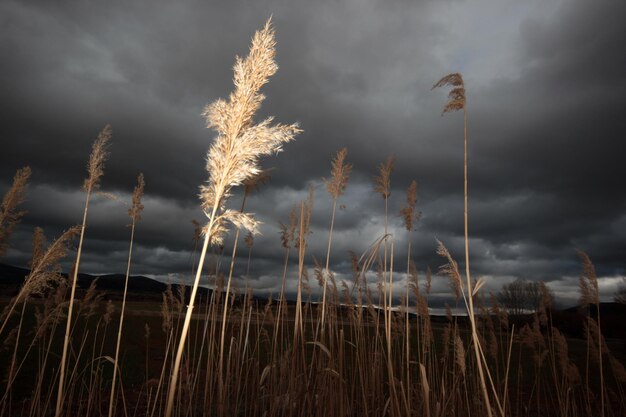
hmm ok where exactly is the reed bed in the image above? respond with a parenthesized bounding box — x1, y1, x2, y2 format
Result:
(0, 19, 624, 417)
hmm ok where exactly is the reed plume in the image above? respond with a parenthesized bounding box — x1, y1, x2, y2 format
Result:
(56, 124, 111, 417)
(373, 155, 394, 326)
(165, 19, 300, 417)
(320, 147, 352, 330)
(400, 180, 420, 233)
(401, 179, 420, 320)
(436, 240, 462, 301)
(374, 155, 394, 201)
(578, 250, 605, 417)
(433, 73, 466, 115)
(0, 166, 32, 258)
(0, 226, 79, 336)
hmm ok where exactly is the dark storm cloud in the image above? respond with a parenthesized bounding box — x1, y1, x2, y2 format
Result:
(1, 0, 624, 307)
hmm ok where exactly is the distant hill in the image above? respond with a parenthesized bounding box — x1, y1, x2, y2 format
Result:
(0, 263, 210, 302)
(2, 263, 624, 341)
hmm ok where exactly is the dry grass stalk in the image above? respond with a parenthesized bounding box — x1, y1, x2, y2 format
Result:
(0, 227, 79, 336)
(56, 124, 111, 417)
(165, 19, 300, 417)
(401, 179, 420, 368)
(320, 147, 352, 331)
(293, 187, 314, 347)
(0, 166, 32, 258)
(433, 72, 494, 417)
(244, 231, 254, 279)
(109, 173, 145, 417)
(578, 250, 605, 417)
(0, 226, 78, 413)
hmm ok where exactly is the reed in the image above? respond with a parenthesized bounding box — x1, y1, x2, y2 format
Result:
(0, 166, 31, 259)
(164, 19, 300, 417)
(320, 147, 352, 332)
(433, 73, 494, 417)
(578, 250, 605, 417)
(2, 19, 626, 417)
(108, 173, 145, 417)
(56, 124, 111, 417)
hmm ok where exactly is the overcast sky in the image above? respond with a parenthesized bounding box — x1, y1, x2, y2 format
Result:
(1, 0, 624, 308)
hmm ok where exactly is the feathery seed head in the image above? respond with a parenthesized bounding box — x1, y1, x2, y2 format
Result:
(432, 73, 466, 115)
(400, 180, 421, 231)
(21, 226, 80, 299)
(30, 227, 46, 268)
(129, 173, 145, 222)
(325, 147, 352, 199)
(83, 125, 111, 192)
(0, 166, 32, 258)
(436, 240, 463, 300)
(373, 155, 394, 199)
(199, 19, 301, 245)
(295, 186, 314, 250)
(577, 250, 599, 306)
(408, 259, 419, 289)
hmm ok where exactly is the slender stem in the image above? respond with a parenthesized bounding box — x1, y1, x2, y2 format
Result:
(217, 193, 248, 415)
(217, 227, 241, 415)
(273, 247, 290, 350)
(320, 198, 337, 333)
(293, 203, 305, 348)
(597, 303, 604, 417)
(462, 107, 493, 417)
(55, 188, 91, 417)
(1, 300, 27, 414)
(164, 225, 212, 417)
(108, 221, 136, 417)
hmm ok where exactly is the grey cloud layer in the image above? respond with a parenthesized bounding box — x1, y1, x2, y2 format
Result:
(1, 0, 624, 307)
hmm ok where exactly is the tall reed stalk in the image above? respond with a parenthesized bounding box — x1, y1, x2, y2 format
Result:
(320, 147, 351, 331)
(578, 250, 604, 417)
(164, 19, 300, 417)
(218, 169, 270, 412)
(433, 73, 493, 417)
(108, 173, 144, 417)
(56, 125, 111, 417)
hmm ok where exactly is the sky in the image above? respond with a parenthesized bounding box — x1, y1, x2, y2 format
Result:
(1, 0, 625, 308)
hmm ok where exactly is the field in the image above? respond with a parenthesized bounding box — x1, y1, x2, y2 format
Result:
(1, 18, 625, 417)
(0, 288, 625, 417)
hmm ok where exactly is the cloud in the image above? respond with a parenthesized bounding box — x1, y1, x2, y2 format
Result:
(1, 0, 624, 305)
